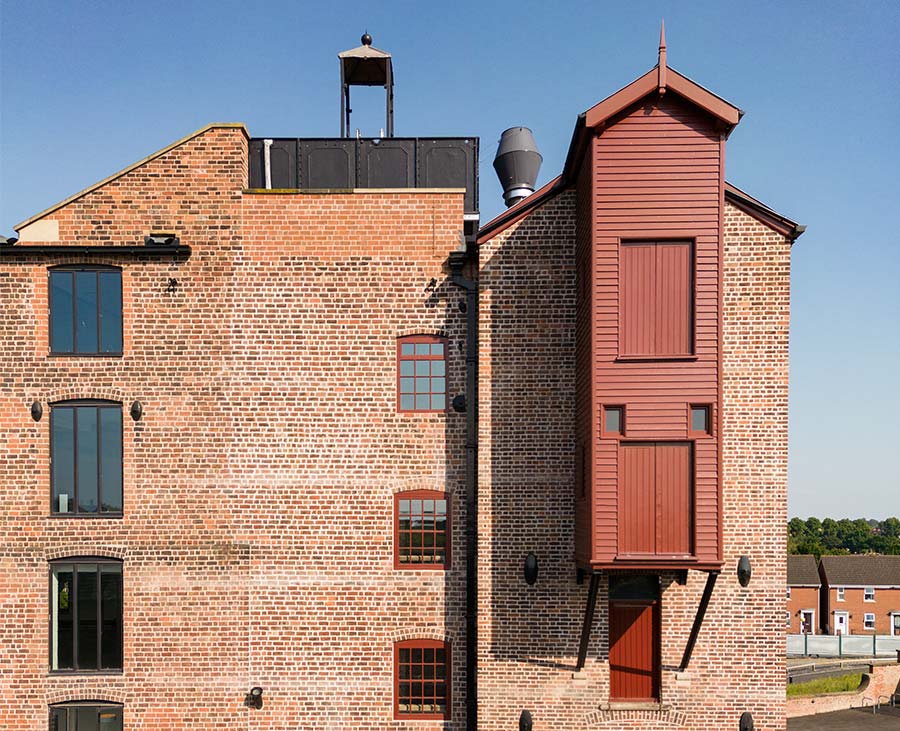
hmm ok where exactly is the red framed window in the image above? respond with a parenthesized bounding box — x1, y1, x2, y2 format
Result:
(397, 336, 447, 412)
(394, 639, 451, 720)
(688, 404, 712, 437)
(602, 405, 625, 438)
(395, 491, 450, 569)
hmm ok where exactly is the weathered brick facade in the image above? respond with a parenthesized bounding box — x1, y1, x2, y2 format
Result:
(476, 197, 791, 731)
(2, 66, 796, 731)
(1, 125, 471, 730)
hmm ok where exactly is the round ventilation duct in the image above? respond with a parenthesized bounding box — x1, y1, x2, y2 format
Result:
(493, 127, 542, 208)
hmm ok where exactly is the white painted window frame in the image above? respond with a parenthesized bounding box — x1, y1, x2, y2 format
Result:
(864, 586, 875, 602)
(864, 612, 876, 630)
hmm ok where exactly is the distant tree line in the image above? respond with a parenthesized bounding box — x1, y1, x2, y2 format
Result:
(789, 517, 900, 557)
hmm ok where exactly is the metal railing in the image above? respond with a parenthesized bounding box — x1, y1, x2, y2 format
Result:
(787, 633, 900, 657)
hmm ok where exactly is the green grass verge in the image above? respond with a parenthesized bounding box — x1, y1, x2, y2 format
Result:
(787, 673, 863, 697)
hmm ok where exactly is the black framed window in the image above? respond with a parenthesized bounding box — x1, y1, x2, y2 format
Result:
(51, 402, 122, 515)
(51, 560, 123, 672)
(50, 702, 123, 731)
(50, 267, 122, 354)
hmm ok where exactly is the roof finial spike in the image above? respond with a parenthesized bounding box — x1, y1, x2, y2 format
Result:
(658, 20, 667, 95)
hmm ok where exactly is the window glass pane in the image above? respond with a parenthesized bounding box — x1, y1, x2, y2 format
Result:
(415, 394, 430, 410)
(52, 408, 75, 513)
(400, 395, 415, 410)
(399, 377, 414, 394)
(52, 566, 74, 670)
(415, 343, 430, 355)
(399, 500, 410, 516)
(691, 406, 709, 433)
(431, 394, 445, 410)
(74, 272, 99, 353)
(431, 377, 445, 394)
(436, 500, 447, 515)
(77, 408, 99, 513)
(98, 272, 123, 353)
(77, 706, 101, 731)
(401, 343, 415, 355)
(100, 566, 122, 668)
(415, 360, 430, 376)
(50, 272, 74, 353)
(100, 409, 122, 513)
(49, 707, 66, 731)
(431, 360, 445, 376)
(431, 343, 444, 356)
(76, 565, 99, 669)
(415, 377, 430, 393)
(99, 709, 123, 731)
(399, 360, 414, 376)
(605, 407, 622, 434)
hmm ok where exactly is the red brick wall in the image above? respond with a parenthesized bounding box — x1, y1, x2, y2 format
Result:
(787, 587, 819, 633)
(476, 199, 791, 730)
(822, 586, 900, 634)
(0, 126, 469, 730)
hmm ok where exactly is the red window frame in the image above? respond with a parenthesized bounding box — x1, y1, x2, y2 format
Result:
(394, 491, 450, 570)
(688, 403, 713, 438)
(601, 404, 626, 438)
(397, 336, 448, 413)
(394, 639, 451, 720)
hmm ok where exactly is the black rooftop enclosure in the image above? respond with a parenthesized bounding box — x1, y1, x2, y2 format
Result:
(248, 137, 480, 226)
(340, 33, 394, 138)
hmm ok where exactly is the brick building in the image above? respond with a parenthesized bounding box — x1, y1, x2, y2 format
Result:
(1, 31, 802, 731)
(818, 555, 900, 636)
(787, 555, 820, 634)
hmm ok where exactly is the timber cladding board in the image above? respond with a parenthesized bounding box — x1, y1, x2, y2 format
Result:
(590, 95, 722, 566)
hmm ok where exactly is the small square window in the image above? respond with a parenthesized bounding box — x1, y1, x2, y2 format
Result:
(836, 587, 845, 601)
(397, 336, 447, 413)
(689, 405, 711, 435)
(864, 587, 875, 602)
(603, 406, 624, 437)
(864, 613, 875, 630)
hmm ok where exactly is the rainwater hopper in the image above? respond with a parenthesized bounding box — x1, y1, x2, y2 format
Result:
(492, 127, 542, 207)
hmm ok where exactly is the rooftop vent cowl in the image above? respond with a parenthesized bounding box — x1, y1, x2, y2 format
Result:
(493, 127, 542, 208)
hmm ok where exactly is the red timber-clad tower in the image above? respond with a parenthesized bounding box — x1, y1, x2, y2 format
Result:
(476, 23, 802, 731)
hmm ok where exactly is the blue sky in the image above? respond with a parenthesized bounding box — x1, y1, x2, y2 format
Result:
(2, 1, 898, 519)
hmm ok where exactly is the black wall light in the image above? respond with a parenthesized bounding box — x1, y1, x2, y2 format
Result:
(524, 553, 538, 585)
(130, 401, 143, 421)
(519, 709, 533, 731)
(739, 711, 754, 731)
(737, 555, 752, 587)
(244, 687, 263, 709)
(31, 401, 43, 422)
(452, 394, 466, 413)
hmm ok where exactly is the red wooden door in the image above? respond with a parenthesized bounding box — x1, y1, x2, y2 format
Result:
(619, 442, 692, 556)
(609, 600, 659, 700)
(654, 442, 692, 555)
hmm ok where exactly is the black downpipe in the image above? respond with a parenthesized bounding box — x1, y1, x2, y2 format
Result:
(449, 250, 478, 731)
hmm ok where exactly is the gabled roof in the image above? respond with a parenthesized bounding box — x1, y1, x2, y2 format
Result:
(788, 555, 821, 587)
(478, 26, 804, 245)
(15, 123, 249, 232)
(725, 182, 805, 240)
(819, 555, 900, 587)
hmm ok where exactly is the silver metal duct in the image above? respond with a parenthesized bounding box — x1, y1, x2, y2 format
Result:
(492, 127, 542, 207)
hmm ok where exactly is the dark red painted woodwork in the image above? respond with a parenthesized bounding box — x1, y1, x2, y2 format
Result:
(619, 442, 692, 556)
(620, 241, 693, 357)
(582, 92, 722, 570)
(609, 600, 660, 700)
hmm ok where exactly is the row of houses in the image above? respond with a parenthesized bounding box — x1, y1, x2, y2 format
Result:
(788, 554, 900, 636)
